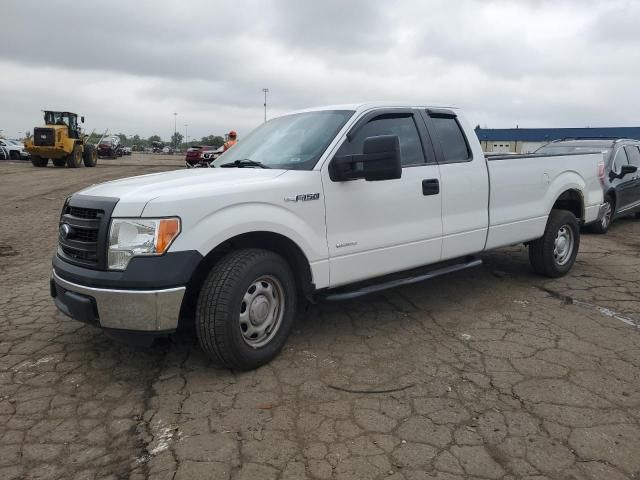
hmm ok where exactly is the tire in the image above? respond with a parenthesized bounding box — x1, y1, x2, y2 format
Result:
(9, 150, 19, 160)
(529, 209, 580, 278)
(83, 144, 97, 167)
(31, 156, 48, 167)
(52, 159, 66, 167)
(635, 212, 640, 220)
(66, 145, 82, 168)
(195, 249, 297, 370)
(589, 194, 614, 234)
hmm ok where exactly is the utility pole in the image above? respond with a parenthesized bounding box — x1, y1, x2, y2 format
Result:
(262, 88, 269, 122)
(184, 124, 188, 147)
(173, 112, 178, 149)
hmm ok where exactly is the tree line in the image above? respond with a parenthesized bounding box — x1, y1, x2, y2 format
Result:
(86, 133, 226, 149)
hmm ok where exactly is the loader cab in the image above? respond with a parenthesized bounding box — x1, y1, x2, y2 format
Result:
(44, 111, 80, 139)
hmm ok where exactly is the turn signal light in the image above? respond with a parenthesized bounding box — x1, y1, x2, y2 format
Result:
(156, 218, 181, 254)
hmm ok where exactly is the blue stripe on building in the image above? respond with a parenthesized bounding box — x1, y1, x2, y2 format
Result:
(475, 127, 640, 142)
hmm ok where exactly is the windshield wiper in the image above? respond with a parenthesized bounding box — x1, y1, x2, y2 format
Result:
(219, 159, 270, 169)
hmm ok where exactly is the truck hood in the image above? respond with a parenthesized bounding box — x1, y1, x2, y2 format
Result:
(77, 168, 287, 216)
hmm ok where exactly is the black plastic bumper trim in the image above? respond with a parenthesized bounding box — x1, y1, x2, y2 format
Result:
(52, 250, 204, 290)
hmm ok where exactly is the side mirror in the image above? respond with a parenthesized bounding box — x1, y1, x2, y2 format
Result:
(330, 135, 401, 182)
(612, 164, 638, 180)
(81, 116, 85, 123)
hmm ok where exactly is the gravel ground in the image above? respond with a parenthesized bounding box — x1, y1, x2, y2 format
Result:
(1, 154, 639, 480)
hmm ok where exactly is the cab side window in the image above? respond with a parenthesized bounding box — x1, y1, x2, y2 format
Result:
(337, 114, 426, 167)
(429, 116, 471, 163)
(612, 148, 629, 173)
(624, 145, 640, 168)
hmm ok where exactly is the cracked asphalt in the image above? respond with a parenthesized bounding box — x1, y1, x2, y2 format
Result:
(1, 155, 639, 480)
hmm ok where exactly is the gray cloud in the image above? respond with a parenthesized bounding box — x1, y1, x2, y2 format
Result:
(1, 0, 639, 140)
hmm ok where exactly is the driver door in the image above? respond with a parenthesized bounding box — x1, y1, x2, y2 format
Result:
(611, 147, 635, 213)
(322, 109, 443, 287)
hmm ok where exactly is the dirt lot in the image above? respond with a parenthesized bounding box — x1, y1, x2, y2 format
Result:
(1, 154, 639, 480)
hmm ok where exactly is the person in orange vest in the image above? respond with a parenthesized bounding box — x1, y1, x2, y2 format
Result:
(223, 131, 238, 151)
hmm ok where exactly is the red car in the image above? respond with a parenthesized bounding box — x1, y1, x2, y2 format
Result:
(185, 145, 217, 167)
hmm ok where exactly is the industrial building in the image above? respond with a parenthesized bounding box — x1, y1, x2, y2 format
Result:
(475, 127, 640, 153)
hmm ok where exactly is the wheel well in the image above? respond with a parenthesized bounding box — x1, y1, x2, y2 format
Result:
(605, 189, 616, 206)
(552, 189, 583, 220)
(179, 232, 314, 326)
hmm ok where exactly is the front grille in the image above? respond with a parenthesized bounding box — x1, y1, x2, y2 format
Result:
(34, 127, 55, 147)
(61, 245, 98, 263)
(57, 195, 118, 270)
(72, 228, 99, 242)
(69, 206, 99, 219)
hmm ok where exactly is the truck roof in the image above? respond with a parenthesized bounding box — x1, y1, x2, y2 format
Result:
(289, 102, 459, 115)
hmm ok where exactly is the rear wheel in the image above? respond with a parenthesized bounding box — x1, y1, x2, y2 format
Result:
(529, 209, 580, 278)
(66, 145, 82, 168)
(195, 249, 297, 370)
(589, 194, 614, 234)
(52, 159, 66, 167)
(31, 156, 48, 167)
(83, 144, 97, 167)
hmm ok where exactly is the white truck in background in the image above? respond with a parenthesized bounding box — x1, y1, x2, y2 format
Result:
(51, 102, 605, 370)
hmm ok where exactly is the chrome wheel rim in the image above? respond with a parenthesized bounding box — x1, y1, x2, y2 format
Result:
(553, 225, 574, 266)
(239, 275, 284, 348)
(601, 202, 612, 229)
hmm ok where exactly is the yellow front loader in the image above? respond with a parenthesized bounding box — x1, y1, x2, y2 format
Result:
(24, 111, 97, 168)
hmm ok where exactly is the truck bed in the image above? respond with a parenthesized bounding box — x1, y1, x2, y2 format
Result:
(484, 151, 604, 250)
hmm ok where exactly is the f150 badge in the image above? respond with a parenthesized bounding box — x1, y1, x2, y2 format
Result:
(284, 193, 320, 202)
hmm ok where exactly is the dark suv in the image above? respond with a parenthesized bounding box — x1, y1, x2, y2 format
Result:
(536, 139, 640, 233)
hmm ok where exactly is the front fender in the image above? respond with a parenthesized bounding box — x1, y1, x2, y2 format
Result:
(169, 202, 330, 288)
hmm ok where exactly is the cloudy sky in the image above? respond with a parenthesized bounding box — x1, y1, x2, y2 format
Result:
(1, 0, 639, 141)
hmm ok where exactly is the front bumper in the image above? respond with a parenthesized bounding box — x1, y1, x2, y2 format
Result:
(51, 270, 185, 331)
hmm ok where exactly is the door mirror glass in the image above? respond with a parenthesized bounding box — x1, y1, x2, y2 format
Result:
(330, 135, 401, 182)
(362, 135, 402, 181)
(81, 116, 85, 123)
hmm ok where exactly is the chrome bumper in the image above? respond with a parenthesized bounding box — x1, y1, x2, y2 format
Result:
(52, 270, 185, 331)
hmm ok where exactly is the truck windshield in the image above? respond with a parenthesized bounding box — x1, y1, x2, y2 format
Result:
(211, 110, 354, 170)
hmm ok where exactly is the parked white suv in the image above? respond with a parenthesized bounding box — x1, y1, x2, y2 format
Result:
(0, 139, 29, 160)
(51, 103, 605, 369)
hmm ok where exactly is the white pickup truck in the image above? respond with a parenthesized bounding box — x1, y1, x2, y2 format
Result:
(51, 103, 606, 369)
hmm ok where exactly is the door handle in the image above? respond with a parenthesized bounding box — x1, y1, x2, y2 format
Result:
(422, 179, 440, 196)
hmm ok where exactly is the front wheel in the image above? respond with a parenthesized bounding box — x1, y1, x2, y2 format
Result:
(195, 249, 297, 370)
(66, 145, 83, 168)
(589, 195, 614, 234)
(31, 156, 48, 167)
(83, 144, 97, 167)
(529, 209, 580, 278)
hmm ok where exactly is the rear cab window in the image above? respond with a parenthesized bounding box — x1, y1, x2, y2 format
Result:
(425, 111, 472, 163)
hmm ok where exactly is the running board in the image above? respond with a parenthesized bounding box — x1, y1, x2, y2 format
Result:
(323, 258, 483, 301)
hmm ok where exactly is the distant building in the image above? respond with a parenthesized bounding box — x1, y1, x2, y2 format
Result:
(475, 127, 640, 153)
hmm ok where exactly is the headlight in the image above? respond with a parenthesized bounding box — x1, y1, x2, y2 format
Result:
(107, 218, 180, 270)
